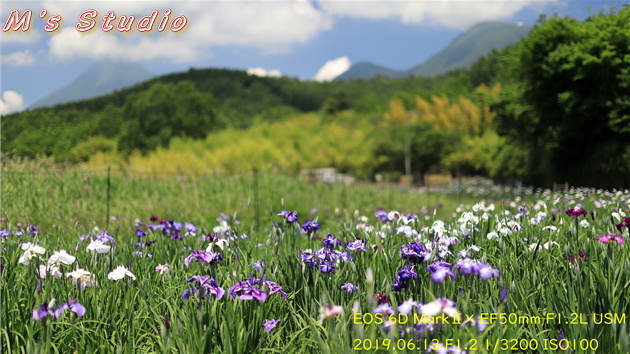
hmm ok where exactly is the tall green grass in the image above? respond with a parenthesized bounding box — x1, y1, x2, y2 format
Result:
(1, 163, 628, 353)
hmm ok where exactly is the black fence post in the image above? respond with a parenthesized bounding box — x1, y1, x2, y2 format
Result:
(106, 167, 111, 228)
(254, 168, 260, 231)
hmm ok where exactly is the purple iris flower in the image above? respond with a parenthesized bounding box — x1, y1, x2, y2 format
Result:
(54, 300, 86, 319)
(229, 275, 285, 302)
(404, 213, 418, 222)
(148, 224, 162, 231)
(427, 264, 457, 284)
(184, 250, 223, 268)
(374, 209, 388, 222)
(0, 229, 8, 238)
(300, 252, 317, 268)
(322, 234, 342, 248)
(277, 210, 299, 223)
(229, 281, 267, 302)
(566, 207, 587, 217)
(615, 217, 630, 232)
(391, 276, 408, 291)
(301, 220, 320, 234)
(476, 264, 501, 281)
(33, 301, 56, 321)
(136, 229, 147, 238)
(397, 265, 418, 282)
(170, 233, 183, 240)
(263, 319, 281, 333)
(346, 239, 367, 252)
(400, 242, 430, 264)
(252, 260, 266, 271)
(338, 251, 354, 262)
(170, 221, 182, 232)
(183, 275, 225, 300)
(184, 222, 197, 236)
(96, 231, 115, 244)
(264, 280, 288, 299)
(454, 258, 478, 276)
(340, 282, 358, 293)
(319, 261, 336, 274)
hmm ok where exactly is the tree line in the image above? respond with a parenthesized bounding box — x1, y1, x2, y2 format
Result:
(2, 7, 628, 188)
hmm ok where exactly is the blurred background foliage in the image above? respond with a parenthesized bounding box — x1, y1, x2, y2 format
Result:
(2, 8, 628, 188)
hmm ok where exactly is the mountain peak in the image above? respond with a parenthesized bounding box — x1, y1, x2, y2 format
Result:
(30, 61, 154, 109)
(334, 21, 529, 81)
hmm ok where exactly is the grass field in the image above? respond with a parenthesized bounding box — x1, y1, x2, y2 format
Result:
(1, 160, 629, 353)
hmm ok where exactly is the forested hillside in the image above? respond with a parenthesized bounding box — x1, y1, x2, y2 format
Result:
(2, 8, 628, 188)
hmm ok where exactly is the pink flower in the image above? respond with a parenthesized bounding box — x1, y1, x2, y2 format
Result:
(155, 264, 170, 274)
(597, 233, 624, 245)
(566, 207, 587, 217)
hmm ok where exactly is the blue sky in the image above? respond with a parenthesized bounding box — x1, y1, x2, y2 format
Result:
(1, 0, 626, 113)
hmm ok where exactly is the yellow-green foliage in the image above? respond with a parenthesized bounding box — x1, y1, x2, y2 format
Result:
(69, 137, 118, 163)
(107, 113, 378, 177)
(414, 84, 499, 137)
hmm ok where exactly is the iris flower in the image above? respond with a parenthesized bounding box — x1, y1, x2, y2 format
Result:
(277, 210, 298, 223)
(262, 319, 281, 333)
(476, 264, 501, 281)
(346, 239, 367, 252)
(18, 242, 46, 265)
(398, 298, 418, 315)
(597, 233, 624, 244)
(317, 304, 344, 323)
(183, 275, 225, 300)
(108, 266, 136, 281)
(86, 239, 111, 253)
(33, 299, 56, 321)
(421, 297, 459, 318)
(155, 264, 170, 274)
(184, 250, 223, 268)
(400, 242, 430, 264)
(426, 262, 456, 284)
(54, 300, 86, 319)
(252, 260, 266, 271)
(48, 249, 76, 265)
(568, 251, 589, 266)
(374, 210, 388, 222)
(615, 217, 630, 232)
(184, 222, 197, 236)
(228, 275, 286, 302)
(319, 261, 336, 274)
(340, 282, 358, 293)
(39, 264, 62, 279)
(566, 207, 587, 217)
(66, 268, 96, 291)
(301, 220, 320, 234)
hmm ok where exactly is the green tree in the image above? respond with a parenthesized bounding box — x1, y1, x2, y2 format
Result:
(496, 8, 630, 187)
(119, 81, 219, 154)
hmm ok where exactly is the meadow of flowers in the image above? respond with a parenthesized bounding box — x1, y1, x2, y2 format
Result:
(1, 168, 629, 353)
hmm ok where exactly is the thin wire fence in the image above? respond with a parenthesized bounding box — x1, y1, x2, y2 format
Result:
(2, 166, 420, 236)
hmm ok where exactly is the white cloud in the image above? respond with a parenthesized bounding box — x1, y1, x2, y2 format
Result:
(313, 56, 351, 82)
(318, 0, 556, 29)
(48, 30, 199, 63)
(0, 91, 25, 115)
(247, 67, 282, 78)
(11, 0, 556, 64)
(1, 50, 36, 66)
(1, 31, 42, 44)
(41, 0, 332, 62)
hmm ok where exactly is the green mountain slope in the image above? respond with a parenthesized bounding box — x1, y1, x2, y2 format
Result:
(409, 22, 529, 76)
